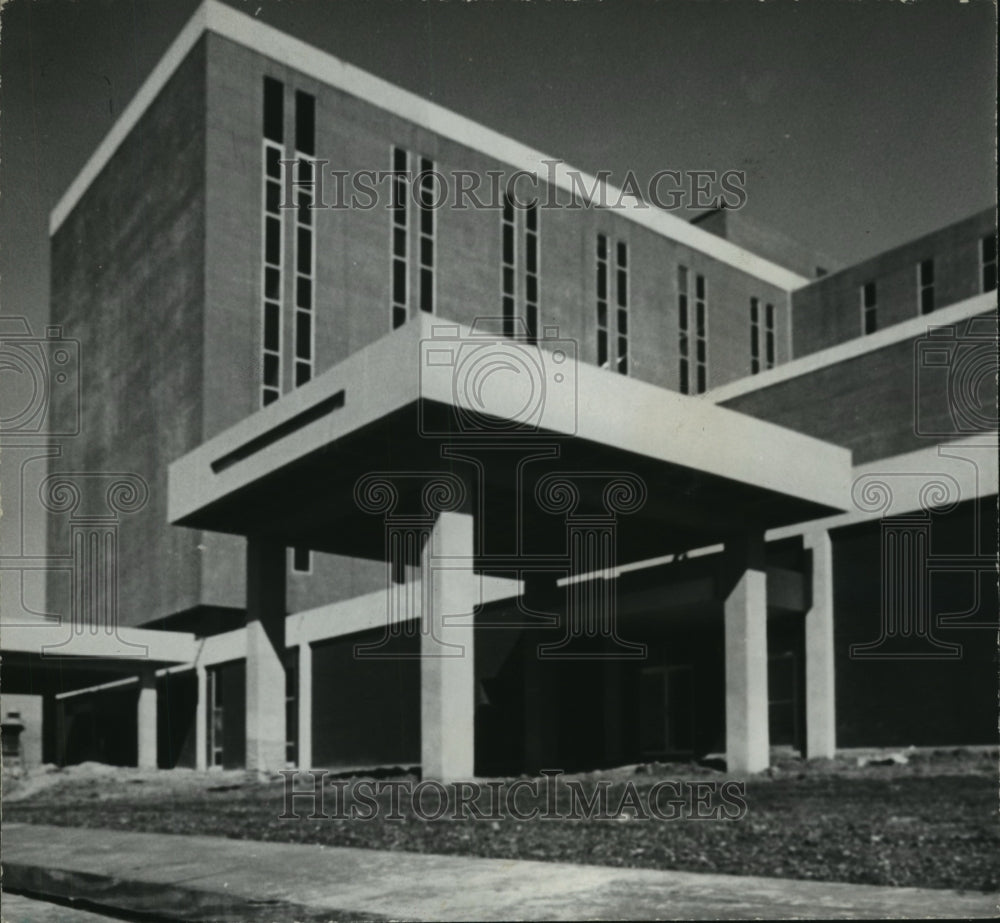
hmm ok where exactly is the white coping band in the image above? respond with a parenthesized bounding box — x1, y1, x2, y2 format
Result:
(566, 433, 998, 583)
(56, 676, 147, 701)
(768, 433, 998, 541)
(185, 574, 522, 668)
(704, 292, 997, 404)
(49, 0, 807, 291)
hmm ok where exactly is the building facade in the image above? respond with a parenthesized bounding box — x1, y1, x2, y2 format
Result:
(10, 1, 995, 777)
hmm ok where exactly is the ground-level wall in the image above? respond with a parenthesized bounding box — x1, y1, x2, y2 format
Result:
(311, 627, 420, 769)
(831, 496, 997, 748)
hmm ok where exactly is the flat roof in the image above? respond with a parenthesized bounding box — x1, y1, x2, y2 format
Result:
(169, 315, 851, 569)
(49, 0, 807, 291)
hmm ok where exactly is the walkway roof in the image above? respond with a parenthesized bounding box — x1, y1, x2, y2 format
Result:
(169, 316, 851, 571)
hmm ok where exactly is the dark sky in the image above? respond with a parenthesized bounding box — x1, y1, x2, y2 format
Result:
(1, 0, 996, 333)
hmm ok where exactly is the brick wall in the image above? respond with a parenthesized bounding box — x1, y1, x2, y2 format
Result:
(831, 499, 997, 748)
(197, 34, 797, 617)
(792, 208, 996, 357)
(49, 40, 209, 628)
(720, 310, 998, 464)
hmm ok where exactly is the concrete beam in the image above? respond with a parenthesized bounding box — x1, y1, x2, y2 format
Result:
(245, 539, 287, 774)
(804, 531, 836, 759)
(1, 623, 197, 663)
(420, 511, 475, 783)
(136, 668, 158, 770)
(723, 532, 770, 774)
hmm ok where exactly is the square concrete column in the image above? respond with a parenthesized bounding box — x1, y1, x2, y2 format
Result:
(723, 531, 770, 774)
(297, 642, 313, 769)
(137, 667, 158, 770)
(804, 531, 836, 759)
(421, 510, 476, 783)
(195, 665, 208, 771)
(245, 539, 287, 774)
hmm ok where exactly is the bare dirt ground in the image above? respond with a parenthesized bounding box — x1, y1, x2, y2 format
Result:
(4, 747, 997, 892)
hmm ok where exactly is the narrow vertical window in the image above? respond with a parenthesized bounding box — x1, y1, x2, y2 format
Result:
(525, 203, 540, 344)
(750, 298, 760, 374)
(391, 146, 409, 329)
(615, 240, 629, 374)
(285, 648, 299, 767)
(919, 259, 935, 314)
(694, 274, 708, 393)
(294, 89, 315, 156)
(981, 235, 997, 293)
(597, 235, 609, 369)
(764, 302, 775, 370)
(208, 667, 224, 768)
(261, 77, 284, 407)
(418, 157, 435, 314)
(862, 281, 878, 335)
(263, 76, 283, 143)
(293, 91, 315, 388)
(595, 235, 628, 374)
(678, 266, 690, 393)
(501, 194, 516, 339)
(502, 201, 541, 342)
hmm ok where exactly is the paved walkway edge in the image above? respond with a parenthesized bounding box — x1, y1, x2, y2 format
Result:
(2, 863, 380, 923)
(4, 823, 997, 921)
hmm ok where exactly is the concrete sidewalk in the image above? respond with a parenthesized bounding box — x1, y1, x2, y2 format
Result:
(3, 823, 996, 921)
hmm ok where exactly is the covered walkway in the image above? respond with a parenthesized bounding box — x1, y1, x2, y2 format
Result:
(168, 316, 852, 778)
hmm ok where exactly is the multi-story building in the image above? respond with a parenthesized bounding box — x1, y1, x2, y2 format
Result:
(6, 1, 995, 779)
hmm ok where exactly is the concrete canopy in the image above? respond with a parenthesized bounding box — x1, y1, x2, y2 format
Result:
(0, 620, 197, 696)
(168, 315, 851, 570)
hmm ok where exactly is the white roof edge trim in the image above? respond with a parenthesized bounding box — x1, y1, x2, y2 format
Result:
(48, 3, 209, 235)
(765, 433, 999, 541)
(704, 292, 998, 405)
(50, 0, 808, 291)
